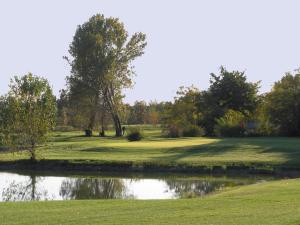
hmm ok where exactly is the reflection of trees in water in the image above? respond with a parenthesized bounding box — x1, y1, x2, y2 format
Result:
(2, 175, 48, 201)
(166, 179, 236, 198)
(59, 178, 129, 200)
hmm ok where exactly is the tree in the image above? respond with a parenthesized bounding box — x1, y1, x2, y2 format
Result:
(161, 86, 202, 137)
(198, 67, 260, 135)
(2, 74, 56, 161)
(66, 14, 147, 136)
(265, 71, 300, 136)
(56, 89, 69, 126)
(209, 66, 259, 113)
(129, 101, 148, 124)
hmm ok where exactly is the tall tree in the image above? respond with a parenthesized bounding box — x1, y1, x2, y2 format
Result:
(66, 14, 147, 136)
(198, 67, 260, 135)
(265, 71, 300, 136)
(2, 74, 56, 160)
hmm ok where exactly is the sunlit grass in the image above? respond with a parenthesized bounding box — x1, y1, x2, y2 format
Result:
(1, 178, 300, 225)
(1, 126, 300, 168)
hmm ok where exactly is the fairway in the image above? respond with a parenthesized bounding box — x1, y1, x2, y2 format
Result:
(1, 178, 300, 225)
(1, 127, 300, 172)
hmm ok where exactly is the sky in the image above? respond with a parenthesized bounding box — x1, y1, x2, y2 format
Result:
(0, 0, 300, 104)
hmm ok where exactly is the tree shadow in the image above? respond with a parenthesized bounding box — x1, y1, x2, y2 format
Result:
(150, 137, 300, 167)
(65, 135, 300, 168)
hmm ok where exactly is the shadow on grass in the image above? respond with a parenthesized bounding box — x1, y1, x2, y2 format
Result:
(150, 137, 300, 166)
(55, 132, 300, 168)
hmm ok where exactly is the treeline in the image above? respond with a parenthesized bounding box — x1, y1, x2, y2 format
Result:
(56, 98, 167, 130)
(161, 67, 300, 137)
(56, 65, 300, 138)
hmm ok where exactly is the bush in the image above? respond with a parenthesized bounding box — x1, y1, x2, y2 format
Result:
(127, 127, 143, 141)
(163, 124, 182, 138)
(182, 125, 205, 137)
(214, 110, 246, 137)
(84, 129, 93, 137)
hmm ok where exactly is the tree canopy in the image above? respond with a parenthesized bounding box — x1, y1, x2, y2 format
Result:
(1, 74, 56, 160)
(265, 71, 300, 136)
(66, 14, 147, 136)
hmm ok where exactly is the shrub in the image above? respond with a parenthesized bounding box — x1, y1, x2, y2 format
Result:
(182, 125, 205, 137)
(163, 124, 182, 138)
(84, 129, 93, 137)
(214, 110, 246, 137)
(127, 127, 143, 141)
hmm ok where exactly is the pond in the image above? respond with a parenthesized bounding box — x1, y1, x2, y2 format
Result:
(0, 171, 275, 202)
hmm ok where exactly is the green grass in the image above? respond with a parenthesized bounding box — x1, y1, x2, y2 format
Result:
(1, 178, 300, 225)
(1, 126, 300, 170)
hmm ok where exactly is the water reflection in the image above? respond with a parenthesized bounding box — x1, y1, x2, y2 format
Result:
(60, 178, 129, 200)
(166, 180, 239, 198)
(2, 175, 48, 201)
(0, 172, 266, 202)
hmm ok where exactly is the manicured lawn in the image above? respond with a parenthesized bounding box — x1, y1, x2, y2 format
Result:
(1, 126, 300, 170)
(1, 178, 300, 225)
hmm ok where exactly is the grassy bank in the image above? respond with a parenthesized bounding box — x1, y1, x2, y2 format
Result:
(1, 126, 300, 173)
(1, 178, 300, 225)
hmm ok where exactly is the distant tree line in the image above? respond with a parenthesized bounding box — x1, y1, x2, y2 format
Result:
(56, 65, 300, 138)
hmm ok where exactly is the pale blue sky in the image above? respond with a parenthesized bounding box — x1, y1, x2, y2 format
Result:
(0, 0, 300, 103)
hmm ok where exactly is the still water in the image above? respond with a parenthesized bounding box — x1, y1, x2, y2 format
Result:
(0, 171, 271, 202)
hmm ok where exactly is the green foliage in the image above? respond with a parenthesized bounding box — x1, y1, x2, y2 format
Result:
(163, 124, 182, 138)
(2, 74, 56, 160)
(198, 67, 260, 135)
(126, 127, 143, 141)
(209, 66, 260, 113)
(182, 125, 205, 137)
(264, 71, 300, 136)
(162, 86, 202, 137)
(66, 14, 147, 136)
(214, 110, 246, 137)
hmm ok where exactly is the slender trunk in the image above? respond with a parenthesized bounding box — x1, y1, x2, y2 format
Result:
(86, 94, 100, 136)
(87, 110, 96, 136)
(104, 88, 122, 137)
(30, 141, 36, 161)
(112, 113, 122, 137)
(100, 113, 106, 137)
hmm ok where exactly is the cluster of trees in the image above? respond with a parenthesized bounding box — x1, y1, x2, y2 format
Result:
(0, 14, 147, 159)
(1, 13, 300, 162)
(161, 67, 300, 137)
(64, 14, 147, 137)
(56, 99, 166, 130)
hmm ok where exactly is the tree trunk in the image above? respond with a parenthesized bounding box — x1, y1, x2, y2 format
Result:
(86, 94, 100, 137)
(99, 114, 106, 137)
(104, 86, 123, 137)
(86, 111, 96, 136)
(112, 113, 122, 137)
(30, 141, 36, 161)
